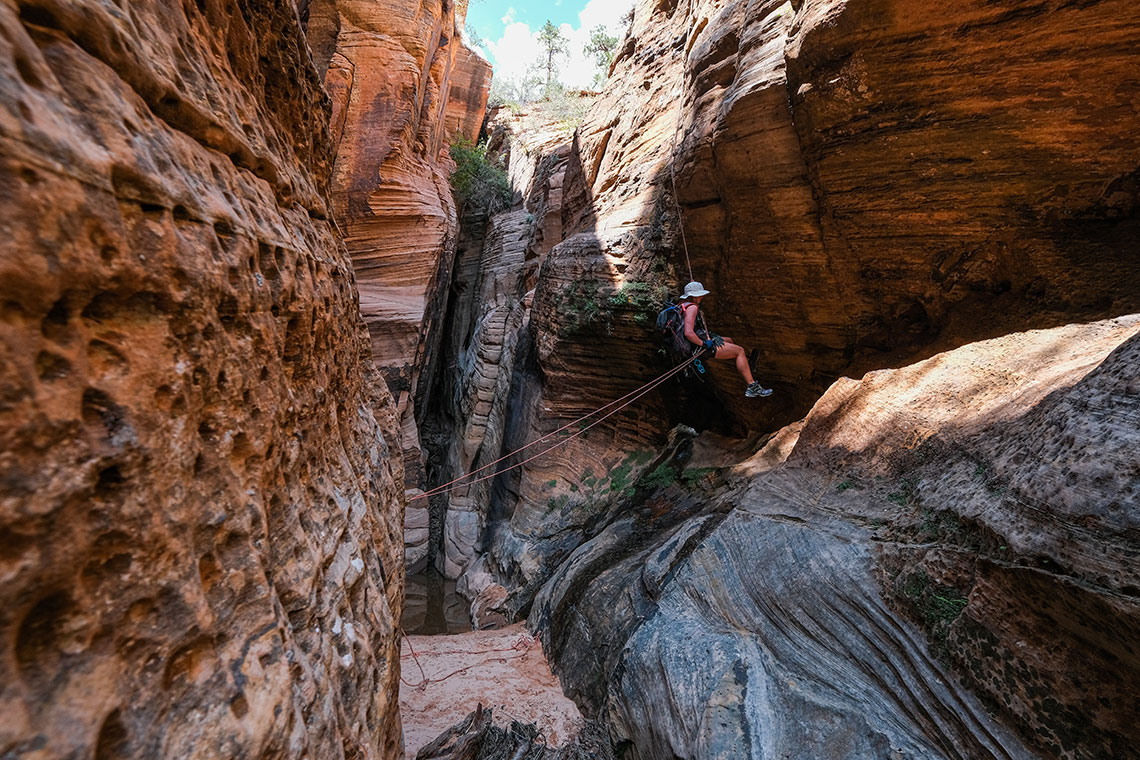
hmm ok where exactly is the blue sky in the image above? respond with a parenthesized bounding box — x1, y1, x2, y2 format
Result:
(463, 0, 635, 88)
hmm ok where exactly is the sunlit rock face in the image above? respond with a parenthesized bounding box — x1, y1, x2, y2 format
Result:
(448, 0, 1140, 757)
(310, 0, 491, 494)
(483, 0, 1140, 625)
(560, 0, 1140, 430)
(530, 316, 1140, 760)
(0, 1, 404, 757)
(445, 44, 493, 143)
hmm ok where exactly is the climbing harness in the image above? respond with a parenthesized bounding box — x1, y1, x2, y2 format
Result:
(408, 351, 704, 503)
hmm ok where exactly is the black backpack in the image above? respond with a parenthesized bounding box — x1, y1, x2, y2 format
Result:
(656, 300, 697, 358)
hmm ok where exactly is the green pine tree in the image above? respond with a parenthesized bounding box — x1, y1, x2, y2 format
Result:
(584, 25, 618, 87)
(537, 20, 568, 96)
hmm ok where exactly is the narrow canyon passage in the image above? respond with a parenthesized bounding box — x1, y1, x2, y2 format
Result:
(1, 0, 1138, 759)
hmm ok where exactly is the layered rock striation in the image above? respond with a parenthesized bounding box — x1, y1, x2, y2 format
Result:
(309, 0, 492, 497)
(420, 0, 1140, 757)
(472, 0, 1140, 643)
(564, 0, 1140, 428)
(1, 1, 404, 757)
(531, 316, 1140, 760)
(418, 107, 578, 583)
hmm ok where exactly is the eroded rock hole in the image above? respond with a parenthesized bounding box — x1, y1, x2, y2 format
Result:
(94, 465, 127, 498)
(82, 389, 132, 444)
(13, 51, 43, 89)
(257, 242, 279, 280)
(229, 693, 248, 719)
(35, 351, 70, 380)
(213, 220, 237, 249)
(198, 553, 221, 589)
(282, 317, 306, 372)
(82, 291, 163, 323)
(17, 4, 64, 33)
(87, 339, 129, 375)
(231, 432, 251, 460)
(41, 296, 71, 342)
(162, 635, 214, 689)
(93, 708, 130, 760)
(15, 591, 77, 681)
(217, 295, 238, 330)
(197, 418, 218, 443)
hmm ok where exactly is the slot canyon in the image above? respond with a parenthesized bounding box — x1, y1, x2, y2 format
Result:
(0, 0, 1137, 758)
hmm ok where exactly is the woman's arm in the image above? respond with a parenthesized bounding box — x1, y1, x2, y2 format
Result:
(683, 304, 703, 347)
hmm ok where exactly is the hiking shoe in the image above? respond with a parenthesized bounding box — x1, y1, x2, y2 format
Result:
(745, 382, 773, 398)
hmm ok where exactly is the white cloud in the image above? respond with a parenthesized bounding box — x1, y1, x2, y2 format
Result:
(501, 7, 516, 24)
(485, 0, 635, 90)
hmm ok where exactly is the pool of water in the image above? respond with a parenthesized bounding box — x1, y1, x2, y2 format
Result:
(402, 566, 472, 635)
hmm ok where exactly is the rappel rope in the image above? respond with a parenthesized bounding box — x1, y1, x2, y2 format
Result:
(408, 352, 703, 503)
(398, 626, 536, 688)
(668, 85, 696, 285)
(667, 85, 711, 337)
(409, 89, 710, 506)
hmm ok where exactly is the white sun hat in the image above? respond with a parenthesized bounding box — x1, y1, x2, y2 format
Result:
(681, 281, 710, 299)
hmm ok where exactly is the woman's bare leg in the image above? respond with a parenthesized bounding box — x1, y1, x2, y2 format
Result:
(711, 341, 754, 385)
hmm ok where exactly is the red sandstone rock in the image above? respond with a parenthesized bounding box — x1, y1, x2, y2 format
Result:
(0, 1, 404, 757)
(445, 45, 493, 146)
(399, 624, 581, 758)
(483, 0, 1140, 606)
(311, 0, 492, 499)
(441, 3, 1140, 755)
(559, 0, 1140, 429)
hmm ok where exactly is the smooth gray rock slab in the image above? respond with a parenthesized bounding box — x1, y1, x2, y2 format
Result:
(532, 480, 1037, 760)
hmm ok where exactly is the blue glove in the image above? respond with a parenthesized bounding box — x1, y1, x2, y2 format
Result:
(703, 339, 716, 350)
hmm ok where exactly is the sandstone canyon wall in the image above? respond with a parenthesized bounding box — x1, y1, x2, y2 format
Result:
(0, 1, 406, 757)
(418, 0, 1140, 758)
(530, 315, 1139, 760)
(415, 108, 578, 588)
(308, 0, 492, 504)
(475, 0, 1140, 618)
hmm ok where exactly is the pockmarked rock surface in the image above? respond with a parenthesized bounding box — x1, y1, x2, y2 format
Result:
(1, 1, 405, 757)
(310, 0, 492, 495)
(530, 316, 1140, 760)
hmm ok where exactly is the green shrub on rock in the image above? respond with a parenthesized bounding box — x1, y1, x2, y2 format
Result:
(448, 137, 513, 216)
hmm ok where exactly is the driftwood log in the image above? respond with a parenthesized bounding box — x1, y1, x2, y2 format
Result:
(414, 705, 615, 760)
